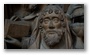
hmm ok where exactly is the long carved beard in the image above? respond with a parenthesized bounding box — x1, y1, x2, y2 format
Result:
(43, 29, 63, 47)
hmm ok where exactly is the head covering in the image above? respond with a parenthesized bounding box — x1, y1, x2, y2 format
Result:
(29, 5, 73, 49)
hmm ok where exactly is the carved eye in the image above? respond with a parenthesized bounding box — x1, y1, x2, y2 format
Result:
(44, 17, 50, 24)
(53, 17, 59, 23)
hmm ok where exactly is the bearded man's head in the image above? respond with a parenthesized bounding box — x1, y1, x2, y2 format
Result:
(40, 5, 66, 47)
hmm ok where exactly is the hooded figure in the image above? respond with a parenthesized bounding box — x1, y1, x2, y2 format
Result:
(5, 5, 84, 49)
(28, 5, 84, 49)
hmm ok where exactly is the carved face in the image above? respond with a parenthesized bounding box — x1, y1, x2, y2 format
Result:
(41, 7, 65, 47)
(43, 13, 61, 30)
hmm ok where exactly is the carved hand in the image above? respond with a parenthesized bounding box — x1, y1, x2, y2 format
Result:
(4, 35, 22, 47)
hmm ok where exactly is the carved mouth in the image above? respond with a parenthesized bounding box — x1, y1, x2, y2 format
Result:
(46, 30, 57, 34)
(48, 31, 56, 34)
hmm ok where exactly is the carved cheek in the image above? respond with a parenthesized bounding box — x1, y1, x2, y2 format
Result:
(54, 22, 61, 29)
(42, 22, 49, 30)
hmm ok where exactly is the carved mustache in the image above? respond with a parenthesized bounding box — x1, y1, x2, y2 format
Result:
(46, 30, 57, 33)
(45, 29, 63, 35)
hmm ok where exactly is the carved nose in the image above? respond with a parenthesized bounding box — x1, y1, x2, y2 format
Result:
(49, 21, 55, 29)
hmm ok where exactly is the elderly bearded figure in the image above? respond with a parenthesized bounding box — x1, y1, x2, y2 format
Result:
(29, 5, 84, 49)
(5, 5, 84, 49)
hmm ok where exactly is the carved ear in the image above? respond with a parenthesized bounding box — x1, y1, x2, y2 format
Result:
(61, 22, 66, 28)
(61, 15, 64, 21)
(59, 12, 65, 21)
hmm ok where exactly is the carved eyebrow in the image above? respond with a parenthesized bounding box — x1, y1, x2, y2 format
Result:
(44, 17, 50, 20)
(52, 17, 59, 19)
